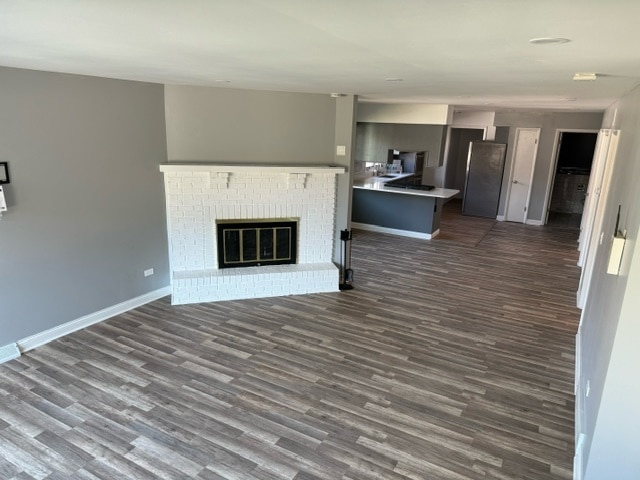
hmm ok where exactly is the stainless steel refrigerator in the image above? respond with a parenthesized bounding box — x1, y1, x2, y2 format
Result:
(462, 141, 507, 218)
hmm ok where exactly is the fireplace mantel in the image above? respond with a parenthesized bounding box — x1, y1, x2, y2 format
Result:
(159, 162, 345, 174)
(159, 162, 346, 304)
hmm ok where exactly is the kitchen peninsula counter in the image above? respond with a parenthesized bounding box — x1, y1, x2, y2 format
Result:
(352, 174, 459, 239)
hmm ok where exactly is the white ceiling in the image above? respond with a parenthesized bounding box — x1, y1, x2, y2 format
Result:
(2, 0, 639, 111)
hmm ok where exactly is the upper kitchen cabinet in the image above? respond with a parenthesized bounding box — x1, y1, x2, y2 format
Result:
(355, 122, 448, 167)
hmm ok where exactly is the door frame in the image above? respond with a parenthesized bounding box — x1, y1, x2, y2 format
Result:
(576, 130, 619, 308)
(578, 130, 611, 266)
(542, 128, 599, 225)
(504, 127, 540, 223)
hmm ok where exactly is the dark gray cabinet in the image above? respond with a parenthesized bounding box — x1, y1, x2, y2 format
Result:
(355, 122, 447, 167)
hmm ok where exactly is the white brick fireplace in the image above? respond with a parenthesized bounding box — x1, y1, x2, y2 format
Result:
(159, 163, 346, 304)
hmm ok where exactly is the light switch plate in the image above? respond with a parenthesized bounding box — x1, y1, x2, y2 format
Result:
(0, 186, 7, 212)
(336, 145, 346, 156)
(607, 236, 626, 275)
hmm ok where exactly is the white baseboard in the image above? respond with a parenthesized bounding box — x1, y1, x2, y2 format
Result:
(495, 216, 543, 225)
(574, 433, 586, 480)
(351, 222, 434, 239)
(17, 286, 171, 354)
(0, 343, 21, 364)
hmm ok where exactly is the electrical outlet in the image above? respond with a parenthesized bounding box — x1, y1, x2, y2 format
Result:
(336, 145, 346, 156)
(144, 268, 154, 277)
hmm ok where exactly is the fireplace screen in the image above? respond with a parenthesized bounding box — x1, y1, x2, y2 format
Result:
(216, 219, 298, 269)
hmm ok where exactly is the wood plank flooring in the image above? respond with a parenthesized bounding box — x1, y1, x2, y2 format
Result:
(0, 214, 582, 480)
(434, 199, 497, 247)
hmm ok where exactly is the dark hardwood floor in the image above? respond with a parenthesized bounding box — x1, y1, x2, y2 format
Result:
(0, 210, 582, 480)
(546, 211, 583, 230)
(434, 199, 497, 247)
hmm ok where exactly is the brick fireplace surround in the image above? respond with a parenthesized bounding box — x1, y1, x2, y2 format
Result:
(159, 163, 346, 305)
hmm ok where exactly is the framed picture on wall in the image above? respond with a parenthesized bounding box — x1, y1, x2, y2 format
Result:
(0, 162, 9, 184)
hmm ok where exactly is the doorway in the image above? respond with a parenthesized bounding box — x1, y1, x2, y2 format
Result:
(545, 131, 598, 227)
(443, 127, 485, 197)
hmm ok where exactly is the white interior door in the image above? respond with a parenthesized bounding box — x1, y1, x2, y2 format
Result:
(505, 128, 540, 223)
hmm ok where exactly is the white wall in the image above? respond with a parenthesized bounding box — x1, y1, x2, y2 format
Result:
(580, 84, 640, 479)
(0, 67, 170, 348)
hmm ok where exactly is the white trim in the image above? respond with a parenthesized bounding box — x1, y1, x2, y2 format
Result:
(352, 222, 436, 239)
(574, 433, 586, 480)
(496, 215, 505, 222)
(578, 130, 612, 268)
(159, 163, 345, 174)
(575, 321, 583, 396)
(525, 219, 544, 226)
(18, 286, 171, 353)
(577, 130, 620, 309)
(0, 343, 21, 364)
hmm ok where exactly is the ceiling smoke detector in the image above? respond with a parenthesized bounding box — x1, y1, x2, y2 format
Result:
(573, 73, 597, 81)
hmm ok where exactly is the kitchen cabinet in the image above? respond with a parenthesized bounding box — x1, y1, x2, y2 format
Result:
(355, 122, 448, 167)
(352, 175, 458, 239)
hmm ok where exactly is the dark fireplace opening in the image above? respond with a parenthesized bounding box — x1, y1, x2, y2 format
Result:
(216, 219, 298, 269)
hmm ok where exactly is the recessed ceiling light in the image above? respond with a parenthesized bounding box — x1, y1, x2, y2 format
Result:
(385, 77, 404, 82)
(529, 37, 571, 45)
(330, 93, 347, 98)
(215, 79, 231, 83)
(573, 72, 597, 81)
(566, 97, 578, 102)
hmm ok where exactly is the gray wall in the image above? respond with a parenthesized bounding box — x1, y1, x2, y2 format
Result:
(581, 84, 640, 479)
(443, 128, 485, 197)
(0, 67, 170, 347)
(494, 111, 603, 221)
(494, 126, 510, 144)
(165, 85, 336, 163)
(164, 85, 354, 264)
(355, 123, 448, 168)
(333, 96, 358, 261)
